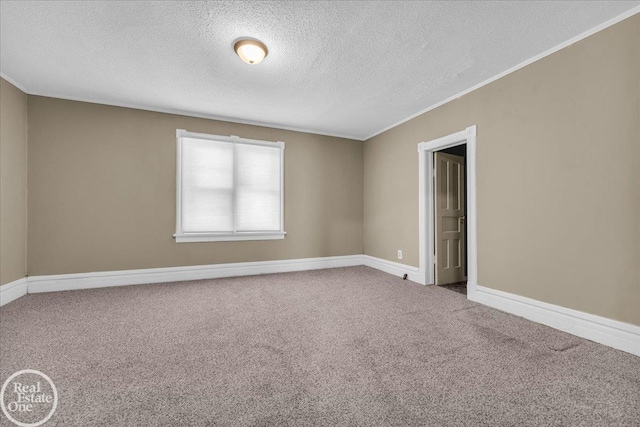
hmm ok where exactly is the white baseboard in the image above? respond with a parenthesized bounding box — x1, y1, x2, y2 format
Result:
(27, 255, 365, 293)
(362, 255, 424, 285)
(468, 285, 640, 357)
(6, 256, 639, 357)
(0, 278, 28, 307)
(26, 254, 425, 294)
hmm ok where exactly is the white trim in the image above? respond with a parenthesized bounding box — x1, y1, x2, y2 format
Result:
(362, 255, 423, 285)
(176, 129, 285, 149)
(418, 125, 477, 293)
(0, 72, 29, 93)
(469, 286, 640, 357)
(279, 142, 285, 232)
(175, 129, 183, 240)
(3, 79, 361, 140)
(0, 278, 28, 307)
(174, 232, 286, 242)
(364, 5, 640, 140)
(4, 6, 638, 143)
(6, 258, 640, 356)
(27, 255, 365, 293)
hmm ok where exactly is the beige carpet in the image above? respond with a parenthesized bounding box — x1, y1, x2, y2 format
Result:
(1, 266, 639, 426)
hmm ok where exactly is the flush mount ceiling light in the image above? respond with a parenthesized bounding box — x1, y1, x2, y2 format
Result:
(234, 39, 268, 65)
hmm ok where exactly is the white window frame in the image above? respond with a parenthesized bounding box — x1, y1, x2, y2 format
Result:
(174, 129, 285, 243)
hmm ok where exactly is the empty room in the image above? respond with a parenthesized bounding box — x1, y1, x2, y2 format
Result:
(1, 1, 639, 425)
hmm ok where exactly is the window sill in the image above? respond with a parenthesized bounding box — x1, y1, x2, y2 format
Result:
(174, 232, 286, 243)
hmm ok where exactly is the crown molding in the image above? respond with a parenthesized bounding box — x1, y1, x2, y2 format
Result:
(3, 5, 639, 142)
(363, 5, 640, 141)
(0, 72, 29, 93)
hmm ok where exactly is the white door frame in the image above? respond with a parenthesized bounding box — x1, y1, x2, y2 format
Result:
(418, 125, 477, 297)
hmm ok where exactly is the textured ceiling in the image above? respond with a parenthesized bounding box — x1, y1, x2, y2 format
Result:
(1, 1, 639, 140)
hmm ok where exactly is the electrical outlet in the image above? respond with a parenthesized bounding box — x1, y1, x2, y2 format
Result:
(397, 250, 403, 260)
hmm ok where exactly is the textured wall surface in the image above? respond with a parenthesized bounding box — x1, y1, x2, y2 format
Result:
(27, 97, 363, 275)
(364, 15, 640, 325)
(0, 78, 28, 285)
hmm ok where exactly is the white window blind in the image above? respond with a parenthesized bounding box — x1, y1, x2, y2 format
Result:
(235, 143, 281, 231)
(175, 130, 285, 242)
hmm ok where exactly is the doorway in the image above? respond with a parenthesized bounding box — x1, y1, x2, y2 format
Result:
(417, 125, 477, 298)
(434, 145, 467, 292)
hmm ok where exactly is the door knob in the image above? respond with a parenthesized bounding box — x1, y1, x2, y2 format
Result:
(460, 216, 466, 223)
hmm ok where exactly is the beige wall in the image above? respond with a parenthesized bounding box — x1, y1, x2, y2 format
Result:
(7, 14, 639, 327)
(27, 97, 363, 275)
(364, 15, 640, 325)
(0, 78, 28, 286)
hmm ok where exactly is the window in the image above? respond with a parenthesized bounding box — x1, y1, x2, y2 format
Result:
(174, 129, 285, 242)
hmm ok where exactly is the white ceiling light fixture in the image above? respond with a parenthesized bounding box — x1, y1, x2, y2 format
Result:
(234, 39, 268, 65)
